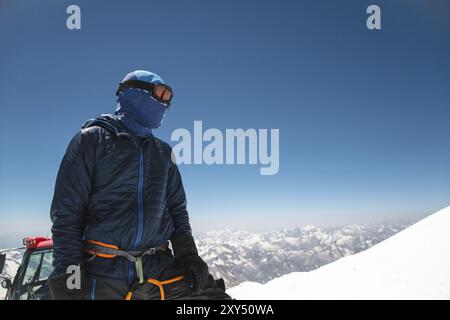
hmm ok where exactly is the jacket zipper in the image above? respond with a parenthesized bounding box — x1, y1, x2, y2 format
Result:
(133, 149, 145, 249)
(128, 142, 146, 284)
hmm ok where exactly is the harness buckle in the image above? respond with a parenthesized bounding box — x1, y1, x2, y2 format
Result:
(135, 256, 144, 284)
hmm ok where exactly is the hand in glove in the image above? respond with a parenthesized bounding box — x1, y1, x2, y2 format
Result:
(47, 266, 89, 300)
(171, 233, 209, 291)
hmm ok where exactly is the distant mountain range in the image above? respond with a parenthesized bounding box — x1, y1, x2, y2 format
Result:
(196, 222, 412, 287)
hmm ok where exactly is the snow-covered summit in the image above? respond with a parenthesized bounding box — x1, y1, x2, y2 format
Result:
(227, 206, 450, 299)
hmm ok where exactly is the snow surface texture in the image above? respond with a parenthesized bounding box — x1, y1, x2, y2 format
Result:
(227, 206, 450, 300)
(197, 222, 410, 287)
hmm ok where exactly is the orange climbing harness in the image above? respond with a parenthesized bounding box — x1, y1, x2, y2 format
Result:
(84, 239, 169, 283)
(124, 275, 185, 300)
(84, 240, 185, 300)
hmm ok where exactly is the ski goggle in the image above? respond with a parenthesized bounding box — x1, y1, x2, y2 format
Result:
(116, 80, 174, 106)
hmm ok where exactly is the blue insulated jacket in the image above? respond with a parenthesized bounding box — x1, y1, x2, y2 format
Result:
(50, 114, 192, 283)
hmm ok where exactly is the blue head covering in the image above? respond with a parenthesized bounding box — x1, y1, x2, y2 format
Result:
(115, 70, 169, 137)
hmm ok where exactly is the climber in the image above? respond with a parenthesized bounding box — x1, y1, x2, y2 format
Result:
(47, 70, 230, 300)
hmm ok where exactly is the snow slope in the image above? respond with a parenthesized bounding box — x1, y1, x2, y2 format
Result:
(228, 206, 450, 300)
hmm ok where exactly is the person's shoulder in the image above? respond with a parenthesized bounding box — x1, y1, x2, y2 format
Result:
(80, 114, 121, 139)
(65, 116, 113, 151)
(80, 125, 105, 136)
(78, 126, 109, 148)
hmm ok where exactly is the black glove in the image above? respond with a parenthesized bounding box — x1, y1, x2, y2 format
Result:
(47, 267, 89, 300)
(171, 233, 209, 291)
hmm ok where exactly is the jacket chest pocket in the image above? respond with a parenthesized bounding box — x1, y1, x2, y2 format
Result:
(93, 142, 139, 192)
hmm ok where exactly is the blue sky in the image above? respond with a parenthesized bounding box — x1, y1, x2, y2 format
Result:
(0, 0, 449, 244)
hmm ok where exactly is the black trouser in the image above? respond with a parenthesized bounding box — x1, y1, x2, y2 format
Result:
(88, 259, 231, 300)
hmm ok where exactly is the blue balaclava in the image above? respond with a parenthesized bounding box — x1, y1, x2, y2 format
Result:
(115, 70, 169, 137)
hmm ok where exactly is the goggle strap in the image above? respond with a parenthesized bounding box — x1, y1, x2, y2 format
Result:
(116, 80, 155, 96)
